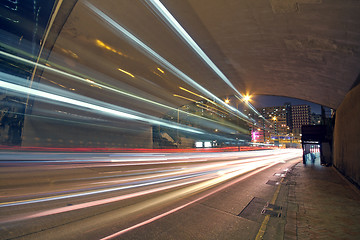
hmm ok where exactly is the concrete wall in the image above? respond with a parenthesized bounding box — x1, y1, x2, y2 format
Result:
(333, 83, 360, 187)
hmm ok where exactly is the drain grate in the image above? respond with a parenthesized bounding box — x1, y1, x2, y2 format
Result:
(238, 197, 267, 222)
(261, 208, 282, 217)
(238, 198, 283, 221)
(274, 172, 287, 177)
(266, 180, 280, 186)
(265, 202, 282, 210)
(261, 202, 283, 218)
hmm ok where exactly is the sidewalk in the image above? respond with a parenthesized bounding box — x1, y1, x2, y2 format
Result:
(283, 161, 360, 240)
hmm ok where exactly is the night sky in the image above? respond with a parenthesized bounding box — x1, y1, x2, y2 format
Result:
(250, 95, 323, 114)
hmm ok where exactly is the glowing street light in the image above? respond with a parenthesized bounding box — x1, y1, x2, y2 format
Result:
(224, 98, 230, 104)
(273, 116, 278, 145)
(243, 94, 251, 103)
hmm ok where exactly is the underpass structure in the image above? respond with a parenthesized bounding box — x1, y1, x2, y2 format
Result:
(1, 1, 360, 238)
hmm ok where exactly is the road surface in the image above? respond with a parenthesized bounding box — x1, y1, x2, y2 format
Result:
(0, 149, 302, 239)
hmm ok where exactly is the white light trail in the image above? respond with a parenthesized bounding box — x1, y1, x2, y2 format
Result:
(83, 1, 253, 123)
(0, 50, 248, 133)
(0, 75, 204, 134)
(100, 160, 282, 239)
(0, 150, 300, 209)
(0, 149, 302, 232)
(0, 172, 206, 208)
(0, 177, 209, 224)
(144, 0, 265, 119)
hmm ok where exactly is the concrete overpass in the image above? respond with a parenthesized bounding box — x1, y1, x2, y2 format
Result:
(0, 1, 359, 185)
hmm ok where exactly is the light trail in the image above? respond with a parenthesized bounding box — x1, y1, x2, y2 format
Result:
(117, 68, 135, 78)
(0, 73, 204, 134)
(0, 49, 251, 135)
(100, 160, 282, 239)
(0, 158, 245, 207)
(83, 1, 253, 123)
(0, 149, 301, 211)
(0, 177, 210, 224)
(144, 0, 265, 120)
(0, 171, 209, 208)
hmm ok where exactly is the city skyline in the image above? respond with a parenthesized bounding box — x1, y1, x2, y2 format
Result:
(250, 95, 323, 114)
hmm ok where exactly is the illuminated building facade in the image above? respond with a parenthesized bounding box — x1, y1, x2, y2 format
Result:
(256, 103, 311, 144)
(258, 105, 292, 143)
(291, 105, 311, 140)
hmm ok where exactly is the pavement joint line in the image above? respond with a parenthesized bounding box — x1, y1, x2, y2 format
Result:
(255, 177, 284, 240)
(199, 202, 237, 217)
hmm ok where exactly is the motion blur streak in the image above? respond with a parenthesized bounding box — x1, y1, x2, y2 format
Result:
(143, 0, 261, 117)
(0, 149, 301, 238)
(0, 76, 204, 134)
(100, 159, 282, 239)
(0, 150, 291, 208)
(84, 1, 253, 122)
(0, 178, 207, 224)
(0, 50, 233, 131)
(144, 0, 264, 120)
(0, 173, 205, 208)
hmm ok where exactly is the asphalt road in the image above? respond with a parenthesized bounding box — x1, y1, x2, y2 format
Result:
(0, 149, 302, 240)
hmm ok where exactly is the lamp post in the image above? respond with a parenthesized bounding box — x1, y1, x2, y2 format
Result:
(273, 116, 278, 146)
(263, 117, 266, 143)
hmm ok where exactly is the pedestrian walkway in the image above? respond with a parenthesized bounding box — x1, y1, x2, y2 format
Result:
(283, 161, 360, 240)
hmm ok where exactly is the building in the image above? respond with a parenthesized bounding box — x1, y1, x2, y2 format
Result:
(258, 105, 292, 143)
(291, 105, 311, 140)
(253, 103, 311, 144)
(311, 113, 322, 125)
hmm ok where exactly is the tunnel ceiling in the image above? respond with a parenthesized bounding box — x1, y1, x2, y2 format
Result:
(46, 0, 360, 111)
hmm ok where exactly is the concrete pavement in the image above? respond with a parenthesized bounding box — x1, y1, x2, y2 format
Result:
(278, 161, 360, 240)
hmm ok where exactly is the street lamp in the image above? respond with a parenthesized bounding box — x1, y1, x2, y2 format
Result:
(243, 94, 251, 103)
(272, 116, 278, 145)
